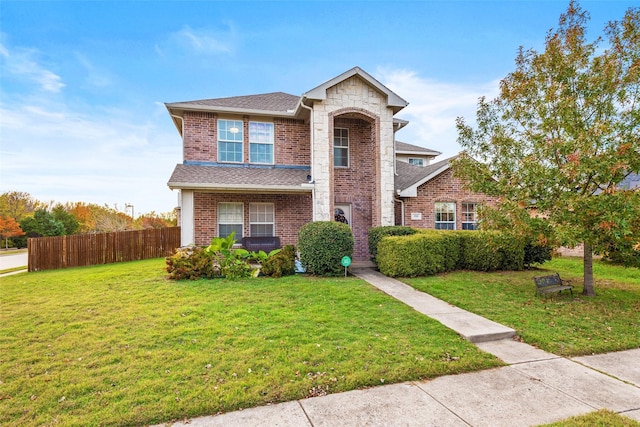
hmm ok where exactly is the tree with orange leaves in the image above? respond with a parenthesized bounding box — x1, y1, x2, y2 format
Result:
(454, 2, 640, 296)
(0, 216, 25, 249)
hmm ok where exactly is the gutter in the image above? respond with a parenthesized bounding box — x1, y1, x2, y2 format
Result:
(167, 182, 313, 193)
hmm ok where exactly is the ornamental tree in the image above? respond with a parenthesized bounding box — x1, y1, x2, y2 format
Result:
(453, 2, 640, 296)
(0, 216, 25, 249)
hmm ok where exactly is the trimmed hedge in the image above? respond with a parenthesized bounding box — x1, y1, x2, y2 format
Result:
(377, 230, 531, 277)
(298, 221, 353, 276)
(368, 226, 417, 264)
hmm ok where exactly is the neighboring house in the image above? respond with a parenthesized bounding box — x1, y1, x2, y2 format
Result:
(166, 67, 496, 260)
(395, 141, 440, 167)
(620, 172, 640, 190)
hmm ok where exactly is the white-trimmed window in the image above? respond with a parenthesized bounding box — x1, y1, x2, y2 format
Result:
(218, 202, 243, 238)
(408, 158, 424, 166)
(435, 202, 456, 230)
(462, 203, 479, 230)
(333, 128, 349, 167)
(249, 203, 274, 237)
(218, 119, 243, 163)
(249, 122, 274, 164)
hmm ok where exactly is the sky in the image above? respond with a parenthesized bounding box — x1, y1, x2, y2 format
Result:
(0, 0, 635, 215)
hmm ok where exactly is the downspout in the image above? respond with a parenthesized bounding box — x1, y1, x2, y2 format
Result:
(298, 99, 316, 219)
(394, 196, 405, 226)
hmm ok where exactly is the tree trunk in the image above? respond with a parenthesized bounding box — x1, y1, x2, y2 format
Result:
(582, 242, 595, 296)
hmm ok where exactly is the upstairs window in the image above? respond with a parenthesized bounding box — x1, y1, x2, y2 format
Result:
(218, 119, 243, 163)
(435, 202, 456, 230)
(462, 203, 479, 230)
(249, 122, 274, 164)
(408, 158, 424, 166)
(333, 128, 349, 167)
(218, 202, 243, 238)
(249, 203, 274, 237)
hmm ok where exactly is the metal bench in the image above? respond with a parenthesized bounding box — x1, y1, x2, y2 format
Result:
(534, 273, 574, 296)
(241, 236, 281, 253)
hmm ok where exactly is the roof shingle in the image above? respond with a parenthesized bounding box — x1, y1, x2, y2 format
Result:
(167, 92, 300, 113)
(168, 163, 311, 192)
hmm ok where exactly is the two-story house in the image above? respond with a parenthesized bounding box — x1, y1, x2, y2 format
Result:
(166, 67, 496, 260)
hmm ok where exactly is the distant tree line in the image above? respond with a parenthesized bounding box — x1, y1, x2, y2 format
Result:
(0, 191, 177, 248)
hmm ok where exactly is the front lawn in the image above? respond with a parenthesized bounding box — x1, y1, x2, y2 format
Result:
(0, 259, 501, 427)
(403, 257, 640, 356)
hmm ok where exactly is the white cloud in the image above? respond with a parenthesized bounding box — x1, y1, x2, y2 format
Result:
(166, 24, 236, 55)
(75, 52, 113, 88)
(0, 96, 181, 214)
(0, 43, 65, 93)
(378, 67, 500, 158)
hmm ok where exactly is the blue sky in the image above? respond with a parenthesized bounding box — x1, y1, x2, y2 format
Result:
(0, 1, 634, 215)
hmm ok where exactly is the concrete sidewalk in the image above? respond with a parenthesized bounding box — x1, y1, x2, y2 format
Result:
(155, 269, 640, 427)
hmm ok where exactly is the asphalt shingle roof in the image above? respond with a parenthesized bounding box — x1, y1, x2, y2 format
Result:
(620, 172, 640, 190)
(394, 157, 453, 193)
(168, 92, 300, 113)
(167, 163, 311, 191)
(395, 141, 441, 156)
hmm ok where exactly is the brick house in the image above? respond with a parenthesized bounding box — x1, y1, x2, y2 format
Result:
(166, 67, 496, 260)
(394, 155, 495, 230)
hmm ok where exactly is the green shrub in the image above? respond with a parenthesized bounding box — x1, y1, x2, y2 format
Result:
(377, 233, 449, 277)
(166, 246, 219, 280)
(261, 245, 297, 278)
(459, 231, 521, 272)
(368, 226, 417, 264)
(377, 230, 529, 277)
(524, 239, 554, 267)
(298, 221, 353, 276)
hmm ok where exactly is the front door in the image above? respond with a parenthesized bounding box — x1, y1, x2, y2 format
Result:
(334, 204, 351, 227)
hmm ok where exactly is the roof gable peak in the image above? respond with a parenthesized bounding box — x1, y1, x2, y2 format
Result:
(303, 67, 408, 112)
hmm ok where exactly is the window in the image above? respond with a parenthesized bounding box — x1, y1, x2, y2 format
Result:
(249, 203, 274, 237)
(333, 128, 349, 167)
(435, 202, 456, 230)
(218, 202, 243, 238)
(218, 119, 243, 163)
(462, 203, 479, 230)
(249, 122, 274, 164)
(408, 158, 424, 166)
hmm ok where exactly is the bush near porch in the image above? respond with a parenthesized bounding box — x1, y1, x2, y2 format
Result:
(376, 229, 551, 277)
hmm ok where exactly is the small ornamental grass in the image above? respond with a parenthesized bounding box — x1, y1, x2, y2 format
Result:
(403, 257, 640, 356)
(0, 258, 500, 427)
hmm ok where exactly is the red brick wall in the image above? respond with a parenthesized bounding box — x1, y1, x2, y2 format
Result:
(332, 116, 377, 260)
(183, 111, 217, 162)
(182, 112, 310, 166)
(193, 192, 312, 246)
(397, 168, 496, 229)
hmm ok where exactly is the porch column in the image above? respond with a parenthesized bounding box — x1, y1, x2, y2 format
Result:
(180, 190, 195, 246)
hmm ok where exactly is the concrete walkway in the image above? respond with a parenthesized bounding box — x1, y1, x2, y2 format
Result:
(154, 268, 640, 427)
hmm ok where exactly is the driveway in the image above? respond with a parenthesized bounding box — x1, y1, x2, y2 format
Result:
(0, 252, 28, 270)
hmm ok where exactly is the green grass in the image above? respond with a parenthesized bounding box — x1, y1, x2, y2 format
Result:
(0, 266, 27, 275)
(403, 257, 640, 357)
(0, 259, 501, 426)
(540, 409, 640, 426)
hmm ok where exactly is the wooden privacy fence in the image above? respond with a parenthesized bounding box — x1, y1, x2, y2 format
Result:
(28, 227, 181, 271)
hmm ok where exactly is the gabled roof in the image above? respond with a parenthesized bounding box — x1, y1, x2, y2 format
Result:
(167, 163, 312, 193)
(395, 141, 441, 157)
(303, 67, 408, 113)
(395, 155, 458, 197)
